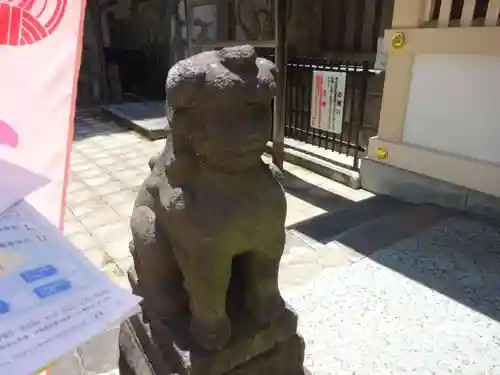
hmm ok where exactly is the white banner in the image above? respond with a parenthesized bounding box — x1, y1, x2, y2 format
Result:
(310, 70, 346, 134)
(0, 0, 87, 228)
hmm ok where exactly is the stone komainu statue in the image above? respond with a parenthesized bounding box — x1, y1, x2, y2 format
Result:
(129, 45, 288, 352)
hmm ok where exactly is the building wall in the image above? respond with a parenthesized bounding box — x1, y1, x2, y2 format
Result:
(362, 0, 500, 205)
(403, 54, 500, 165)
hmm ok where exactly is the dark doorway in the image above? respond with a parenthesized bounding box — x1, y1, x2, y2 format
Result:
(103, 0, 171, 101)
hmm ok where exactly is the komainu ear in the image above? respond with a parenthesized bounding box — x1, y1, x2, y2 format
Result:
(166, 60, 207, 110)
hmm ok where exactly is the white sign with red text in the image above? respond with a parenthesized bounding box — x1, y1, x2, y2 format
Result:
(310, 70, 346, 134)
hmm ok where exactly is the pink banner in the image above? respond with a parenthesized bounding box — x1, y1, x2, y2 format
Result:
(0, 0, 87, 228)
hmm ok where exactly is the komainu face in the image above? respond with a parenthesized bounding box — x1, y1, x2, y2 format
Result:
(189, 101, 272, 172)
(166, 46, 277, 173)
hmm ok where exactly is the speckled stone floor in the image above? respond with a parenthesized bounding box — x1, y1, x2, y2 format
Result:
(286, 216, 500, 375)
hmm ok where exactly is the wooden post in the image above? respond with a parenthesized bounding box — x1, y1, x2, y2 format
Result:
(185, 0, 193, 57)
(87, 0, 111, 103)
(272, 0, 287, 170)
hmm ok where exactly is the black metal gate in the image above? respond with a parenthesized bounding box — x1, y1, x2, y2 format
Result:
(279, 0, 390, 170)
(104, 47, 169, 101)
(284, 57, 374, 170)
(102, 0, 171, 101)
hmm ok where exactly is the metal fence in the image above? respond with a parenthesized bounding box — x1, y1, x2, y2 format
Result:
(284, 56, 373, 170)
(104, 47, 169, 101)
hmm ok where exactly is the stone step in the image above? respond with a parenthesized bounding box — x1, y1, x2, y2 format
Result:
(279, 202, 453, 296)
(280, 203, 453, 296)
(266, 139, 361, 189)
(101, 102, 170, 141)
(288, 195, 411, 245)
(279, 198, 453, 293)
(330, 203, 452, 258)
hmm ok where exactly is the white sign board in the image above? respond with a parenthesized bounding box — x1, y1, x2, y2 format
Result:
(0, 161, 141, 375)
(0, 200, 140, 375)
(310, 71, 346, 134)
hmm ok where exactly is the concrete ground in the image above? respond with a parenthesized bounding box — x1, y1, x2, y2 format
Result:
(54, 108, 500, 374)
(287, 215, 500, 375)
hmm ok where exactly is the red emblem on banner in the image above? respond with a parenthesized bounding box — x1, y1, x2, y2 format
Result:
(0, 0, 67, 46)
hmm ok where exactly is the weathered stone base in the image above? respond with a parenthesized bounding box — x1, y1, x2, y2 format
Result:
(119, 267, 307, 375)
(265, 139, 361, 189)
(361, 158, 500, 220)
(221, 334, 306, 375)
(118, 310, 306, 375)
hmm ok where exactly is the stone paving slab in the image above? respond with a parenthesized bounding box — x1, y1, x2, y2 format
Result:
(102, 102, 170, 140)
(285, 216, 500, 375)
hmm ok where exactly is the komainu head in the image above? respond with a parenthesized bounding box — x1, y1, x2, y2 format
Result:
(166, 45, 278, 173)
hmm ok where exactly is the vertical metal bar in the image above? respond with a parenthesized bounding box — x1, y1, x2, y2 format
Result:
(284, 64, 290, 138)
(87, 0, 111, 103)
(310, 57, 319, 147)
(288, 63, 295, 139)
(461, 0, 476, 27)
(346, 62, 357, 156)
(299, 60, 308, 142)
(297, 65, 303, 141)
(334, 62, 341, 153)
(326, 58, 334, 151)
(291, 58, 297, 139)
(308, 66, 314, 145)
(352, 62, 369, 170)
(335, 62, 346, 153)
(486, 0, 500, 26)
(272, 0, 287, 170)
(184, 0, 193, 57)
(321, 57, 328, 149)
(292, 65, 299, 140)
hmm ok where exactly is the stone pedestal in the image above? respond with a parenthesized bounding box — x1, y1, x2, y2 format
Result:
(119, 269, 307, 375)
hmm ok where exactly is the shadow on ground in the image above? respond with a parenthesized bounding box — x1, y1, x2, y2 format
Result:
(74, 108, 129, 142)
(281, 170, 354, 213)
(369, 213, 500, 323)
(289, 184, 500, 323)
